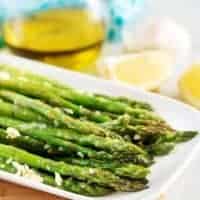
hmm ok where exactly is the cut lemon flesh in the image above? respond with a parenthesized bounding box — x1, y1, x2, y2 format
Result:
(98, 50, 173, 90)
(179, 64, 200, 108)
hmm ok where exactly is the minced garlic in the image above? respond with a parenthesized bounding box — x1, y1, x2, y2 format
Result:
(6, 127, 21, 139)
(12, 161, 43, 183)
(55, 172, 63, 186)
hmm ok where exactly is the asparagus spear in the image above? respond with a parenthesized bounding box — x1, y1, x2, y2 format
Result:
(60, 157, 149, 179)
(0, 76, 111, 123)
(0, 90, 122, 139)
(2, 133, 149, 179)
(0, 156, 112, 196)
(0, 128, 51, 155)
(95, 94, 153, 111)
(57, 89, 161, 121)
(102, 115, 173, 144)
(0, 116, 148, 158)
(0, 116, 145, 154)
(0, 117, 114, 160)
(151, 130, 198, 145)
(0, 126, 129, 162)
(0, 98, 46, 122)
(129, 117, 173, 131)
(101, 114, 171, 135)
(146, 142, 175, 156)
(0, 97, 170, 141)
(0, 144, 148, 191)
(0, 67, 162, 120)
(0, 65, 153, 111)
(0, 96, 171, 146)
(0, 64, 69, 89)
(166, 131, 198, 143)
(142, 129, 198, 156)
(0, 116, 152, 165)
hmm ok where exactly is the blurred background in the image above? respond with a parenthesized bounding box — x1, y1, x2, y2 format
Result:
(149, 0, 200, 49)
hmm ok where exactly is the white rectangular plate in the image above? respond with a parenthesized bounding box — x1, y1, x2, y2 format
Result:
(0, 53, 199, 200)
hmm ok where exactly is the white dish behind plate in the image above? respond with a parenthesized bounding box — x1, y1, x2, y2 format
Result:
(0, 53, 199, 200)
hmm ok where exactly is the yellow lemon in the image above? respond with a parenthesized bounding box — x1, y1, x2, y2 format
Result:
(98, 50, 173, 90)
(179, 64, 200, 108)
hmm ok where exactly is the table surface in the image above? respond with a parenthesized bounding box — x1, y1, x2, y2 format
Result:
(0, 180, 65, 200)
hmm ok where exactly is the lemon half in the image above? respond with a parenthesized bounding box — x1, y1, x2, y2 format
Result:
(179, 64, 200, 108)
(98, 50, 173, 90)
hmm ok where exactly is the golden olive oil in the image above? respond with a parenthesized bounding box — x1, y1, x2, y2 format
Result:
(3, 8, 105, 72)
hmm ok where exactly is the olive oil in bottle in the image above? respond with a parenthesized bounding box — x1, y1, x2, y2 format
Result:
(3, 8, 105, 73)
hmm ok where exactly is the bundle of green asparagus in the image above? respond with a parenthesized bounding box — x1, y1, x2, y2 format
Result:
(0, 64, 197, 196)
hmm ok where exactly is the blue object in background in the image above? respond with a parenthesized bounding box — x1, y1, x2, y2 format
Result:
(106, 0, 147, 42)
(0, 0, 147, 43)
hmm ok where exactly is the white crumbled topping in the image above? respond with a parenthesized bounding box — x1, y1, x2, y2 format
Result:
(47, 149, 53, 154)
(12, 161, 43, 183)
(20, 123, 47, 130)
(0, 164, 5, 169)
(6, 127, 21, 139)
(77, 152, 84, 158)
(95, 111, 100, 115)
(80, 117, 86, 121)
(18, 77, 27, 81)
(89, 168, 95, 175)
(35, 123, 47, 129)
(14, 99, 19, 105)
(80, 183, 86, 189)
(58, 146, 64, 151)
(55, 172, 63, 186)
(63, 108, 74, 115)
(79, 105, 83, 110)
(54, 107, 62, 113)
(6, 158, 13, 165)
(124, 135, 131, 141)
(53, 120, 59, 127)
(0, 71, 11, 80)
(134, 134, 141, 140)
(44, 144, 51, 150)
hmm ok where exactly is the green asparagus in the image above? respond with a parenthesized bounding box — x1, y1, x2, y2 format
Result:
(102, 115, 172, 142)
(0, 128, 51, 155)
(0, 90, 122, 139)
(168, 131, 198, 143)
(0, 156, 112, 196)
(0, 66, 162, 120)
(103, 114, 173, 133)
(0, 117, 114, 160)
(95, 93, 153, 111)
(0, 64, 197, 197)
(0, 98, 46, 122)
(57, 89, 161, 121)
(0, 117, 152, 165)
(0, 144, 148, 191)
(0, 65, 153, 111)
(146, 142, 175, 156)
(0, 76, 111, 123)
(61, 157, 149, 179)
(0, 116, 148, 159)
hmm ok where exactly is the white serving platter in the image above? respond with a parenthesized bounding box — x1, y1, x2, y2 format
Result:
(0, 53, 199, 200)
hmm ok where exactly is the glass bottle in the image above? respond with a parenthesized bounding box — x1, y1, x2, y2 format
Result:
(2, 0, 105, 73)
